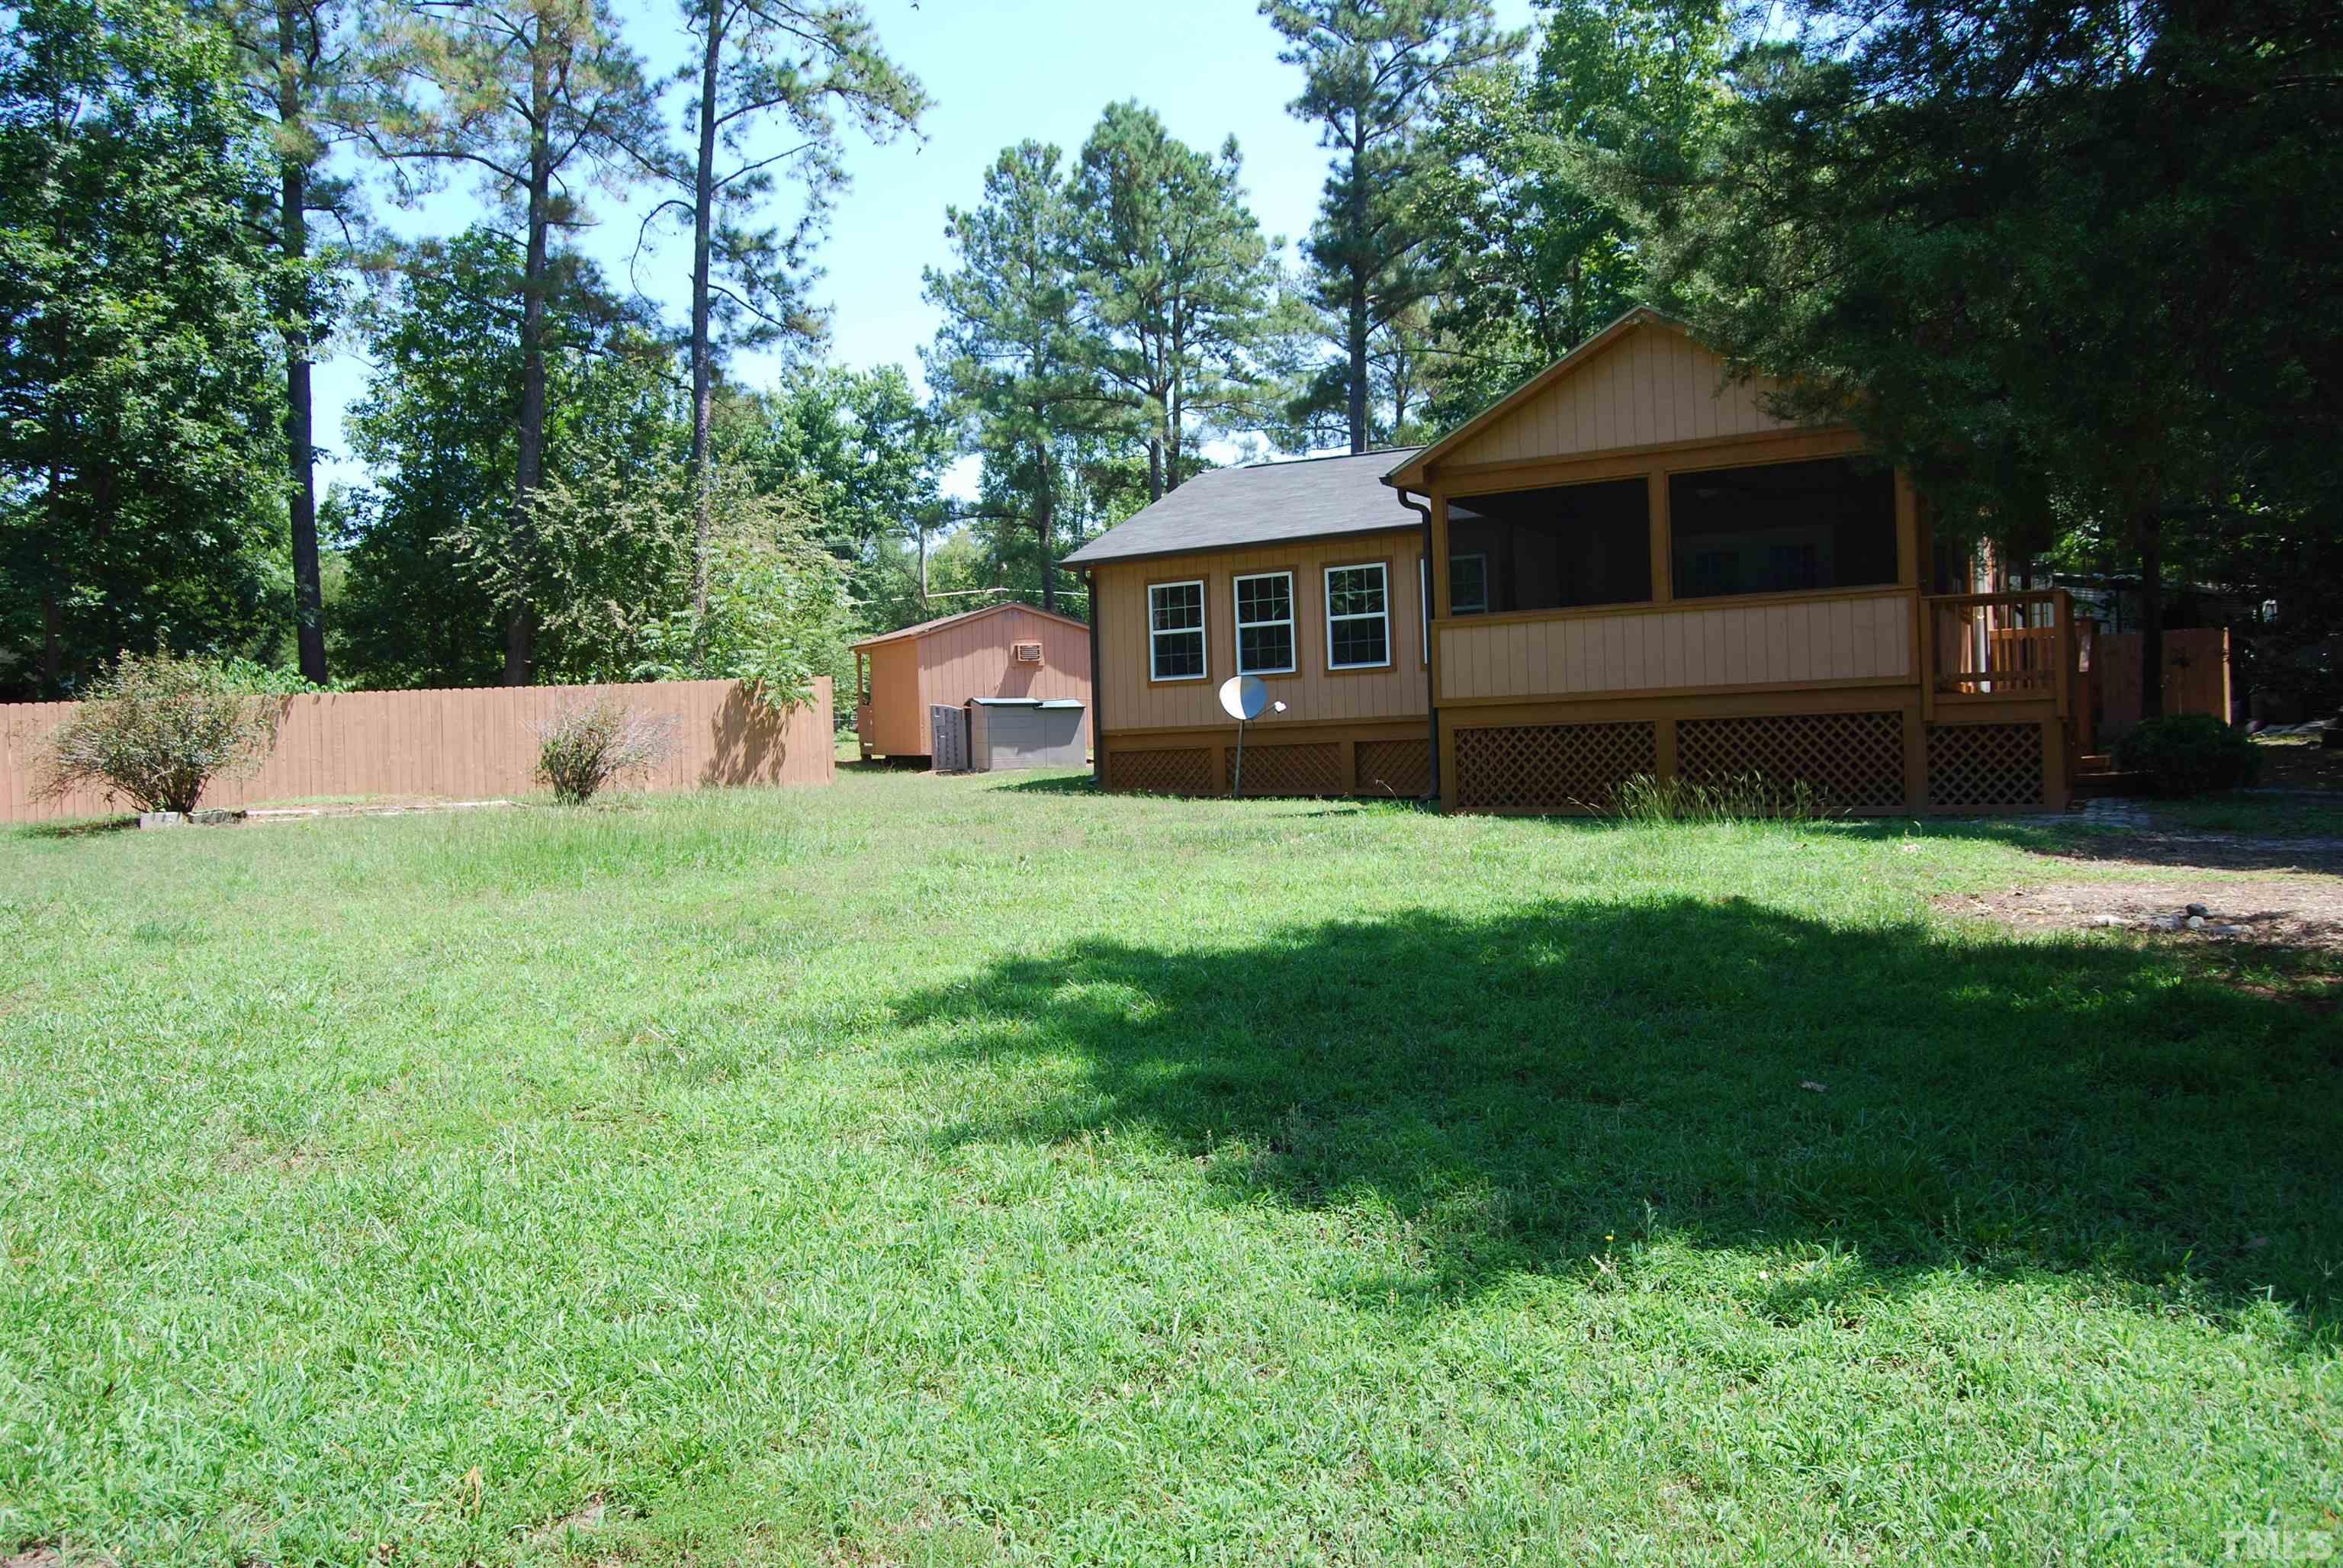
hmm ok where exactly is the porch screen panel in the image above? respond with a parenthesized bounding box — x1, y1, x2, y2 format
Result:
(1445, 477, 1650, 615)
(1669, 457, 1895, 599)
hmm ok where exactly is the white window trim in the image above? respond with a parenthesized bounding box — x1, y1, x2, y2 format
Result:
(1148, 579, 1208, 683)
(1232, 570, 1297, 676)
(1323, 562, 1393, 671)
(1449, 551, 1490, 615)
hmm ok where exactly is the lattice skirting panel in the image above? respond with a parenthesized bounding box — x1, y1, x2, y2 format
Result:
(1678, 710, 1906, 813)
(1357, 738, 1432, 798)
(1927, 722, 2045, 809)
(1225, 741, 1343, 797)
(1103, 745, 1212, 796)
(1453, 721, 1656, 811)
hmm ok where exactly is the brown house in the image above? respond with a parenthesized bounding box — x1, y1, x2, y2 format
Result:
(1069, 308, 2084, 813)
(850, 602, 1093, 762)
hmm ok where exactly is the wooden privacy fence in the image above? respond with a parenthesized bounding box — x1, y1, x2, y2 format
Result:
(0, 676, 832, 823)
(2094, 629, 2231, 741)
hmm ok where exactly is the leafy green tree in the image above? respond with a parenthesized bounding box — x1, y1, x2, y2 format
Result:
(660, 0, 926, 622)
(924, 142, 1107, 615)
(337, 227, 680, 688)
(628, 468, 854, 712)
(1263, 0, 1521, 451)
(368, 0, 661, 683)
(198, 0, 390, 685)
(0, 0, 292, 699)
(1069, 101, 1280, 500)
(712, 364, 951, 625)
(1418, 0, 1731, 421)
(1634, 0, 2341, 717)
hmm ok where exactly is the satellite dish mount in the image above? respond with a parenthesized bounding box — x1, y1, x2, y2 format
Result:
(1218, 676, 1268, 798)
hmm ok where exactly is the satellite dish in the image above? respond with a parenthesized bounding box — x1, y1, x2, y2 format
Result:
(1218, 674, 1268, 722)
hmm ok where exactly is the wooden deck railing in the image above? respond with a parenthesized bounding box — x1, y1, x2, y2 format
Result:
(1924, 590, 2072, 715)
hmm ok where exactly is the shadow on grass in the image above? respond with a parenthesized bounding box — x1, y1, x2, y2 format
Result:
(990, 771, 1100, 795)
(11, 815, 137, 840)
(1911, 817, 2343, 874)
(897, 896, 2343, 1337)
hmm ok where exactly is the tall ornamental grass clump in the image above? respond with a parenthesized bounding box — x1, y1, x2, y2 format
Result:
(1612, 772, 1834, 823)
(38, 651, 284, 815)
(532, 694, 676, 805)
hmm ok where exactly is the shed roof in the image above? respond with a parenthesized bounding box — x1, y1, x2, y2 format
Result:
(847, 599, 1090, 652)
(1061, 448, 1424, 567)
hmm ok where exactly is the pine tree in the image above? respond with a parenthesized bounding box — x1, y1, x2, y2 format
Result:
(1069, 101, 1279, 500)
(1417, 0, 1731, 422)
(1262, 0, 1520, 452)
(1634, 0, 2342, 718)
(666, 0, 924, 622)
(368, 0, 660, 683)
(201, 0, 392, 685)
(923, 143, 1104, 616)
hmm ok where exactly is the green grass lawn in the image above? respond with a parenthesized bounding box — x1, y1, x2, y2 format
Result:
(3, 772, 2338, 1565)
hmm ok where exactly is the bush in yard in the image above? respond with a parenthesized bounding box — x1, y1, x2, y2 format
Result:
(2113, 714, 2260, 796)
(533, 695, 677, 805)
(38, 651, 284, 815)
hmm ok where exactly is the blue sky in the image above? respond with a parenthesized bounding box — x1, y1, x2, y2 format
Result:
(314, 0, 1541, 495)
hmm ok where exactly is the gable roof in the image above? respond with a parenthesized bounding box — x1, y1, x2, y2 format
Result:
(848, 599, 1089, 652)
(1061, 447, 1424, 568)
(1377, 300, 1780, 483)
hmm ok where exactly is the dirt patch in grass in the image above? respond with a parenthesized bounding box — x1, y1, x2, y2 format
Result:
(5, 1547, 114, 1568)
(1939, 876, 2343, 956)
(246, 796, 522, 823)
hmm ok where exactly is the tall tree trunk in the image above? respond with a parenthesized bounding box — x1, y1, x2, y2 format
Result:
(2136, 510, 2165, 721)
(1146, 434, 1163, 503)
(1346, 273, 1368, 454)
(40, 590, 63, 691)
(43, 396, 64, 689)
(508, 61, 552, 687)
(686, 0, 721, 626)
(278, 0, 326, 684)
(1345, 120, 1369, 454)
(1168, 378, 1184, 494)
(1036, 440, 1056, 615)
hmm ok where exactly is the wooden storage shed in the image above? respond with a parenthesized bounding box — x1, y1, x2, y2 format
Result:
(850, 602, 1092, 762)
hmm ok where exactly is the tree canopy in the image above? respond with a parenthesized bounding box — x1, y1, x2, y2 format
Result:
(0, 0, 294, 699)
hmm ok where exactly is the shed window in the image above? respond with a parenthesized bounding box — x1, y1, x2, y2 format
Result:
(1446, 478, 1651, 613)
(1668, 457, 1896, 599)
(1325, 563, 1390, 670)
(1149, 580, 1206, 681)
(1233, 571, 1295, 676)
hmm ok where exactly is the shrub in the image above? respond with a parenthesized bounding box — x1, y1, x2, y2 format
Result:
(533, 694, 677, 805)
(2113, 714, 2260, 796)
(38, 651, 284, 815)
(1613, 772, 1835, 824)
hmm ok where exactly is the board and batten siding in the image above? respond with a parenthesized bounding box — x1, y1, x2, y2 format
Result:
(860, 637, 927, 757)
(1437, 589, 1913, 704)
(1445, 326, 1795, 469)
(1093, 531, 1429, 734)
(917, 606, 1090, 711)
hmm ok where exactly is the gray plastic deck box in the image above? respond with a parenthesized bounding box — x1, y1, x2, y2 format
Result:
(965, 697, 1088, 771)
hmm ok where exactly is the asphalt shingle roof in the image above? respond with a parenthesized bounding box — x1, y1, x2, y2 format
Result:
(1061, 448, 1423, 567)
